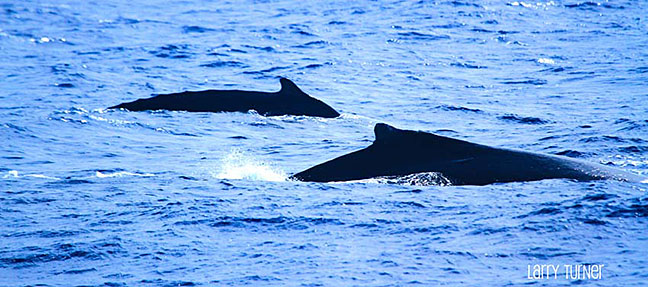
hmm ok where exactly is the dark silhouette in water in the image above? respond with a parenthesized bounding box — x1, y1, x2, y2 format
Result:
(291, 123, 646, 185)
(109, 78, 340, 118)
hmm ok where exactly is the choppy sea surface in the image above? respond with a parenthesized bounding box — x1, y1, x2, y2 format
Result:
(1, 0, 647, 286)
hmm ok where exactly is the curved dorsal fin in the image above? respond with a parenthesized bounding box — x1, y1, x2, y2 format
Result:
(374, 123, 402, 142)
(279, 78, 305, 97)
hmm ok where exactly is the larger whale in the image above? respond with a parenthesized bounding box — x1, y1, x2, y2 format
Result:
(109, 78, 340, 118)
(291, 123, 646, 185)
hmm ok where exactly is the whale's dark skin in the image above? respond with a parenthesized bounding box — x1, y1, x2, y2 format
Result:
(291, 123, 646, 186)
(109, 78, 340, 118)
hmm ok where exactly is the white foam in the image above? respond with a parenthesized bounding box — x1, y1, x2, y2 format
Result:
(537, 58, 555, 65)
(349, 172, 452, 186)
(214, 150, 286, 182)
(24, 174, 61, 180)
(339, 113, 368, 120)
(3, 170, 19, 178)
(509, 1, 534, 8)
(95, 171, 155, 178)
(87, 114, 137, 125)
(3, 170, 61, 180)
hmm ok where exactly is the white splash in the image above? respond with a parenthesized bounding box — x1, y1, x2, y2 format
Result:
(351, 172, 452, 186)
(214, 150, 286, 182)
(3, 170, 18, 178)
(537, 58, 555, 65)
(509, 1, 534, 8)
(3, 170, 61, 180)
(95, 171, 155, 178)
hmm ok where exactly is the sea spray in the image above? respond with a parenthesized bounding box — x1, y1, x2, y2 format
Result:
(214, 149, 286, 182)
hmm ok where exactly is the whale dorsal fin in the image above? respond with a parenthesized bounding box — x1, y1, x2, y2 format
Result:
(374, 123, 402, 142)
(279, 78, 306, 97)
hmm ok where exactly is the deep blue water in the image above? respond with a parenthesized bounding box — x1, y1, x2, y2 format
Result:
(1, 0, 648, 286)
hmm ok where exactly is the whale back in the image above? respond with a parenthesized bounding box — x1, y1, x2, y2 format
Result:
(109, 78, 340, 118)
(291, 123, 641, 185)
(291, 123, 490, 183)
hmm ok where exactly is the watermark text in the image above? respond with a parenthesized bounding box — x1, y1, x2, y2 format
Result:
(527, 264, 604, 280)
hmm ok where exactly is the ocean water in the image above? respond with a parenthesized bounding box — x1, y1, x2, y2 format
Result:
(1, 0, 647, 286)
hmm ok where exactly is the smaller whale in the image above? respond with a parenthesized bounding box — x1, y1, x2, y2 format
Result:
(291, 123, 646, 186)
(109, 78, 340, 118)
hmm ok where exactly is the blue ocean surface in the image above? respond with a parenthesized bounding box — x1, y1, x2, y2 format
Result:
(1, 0, 647, 286)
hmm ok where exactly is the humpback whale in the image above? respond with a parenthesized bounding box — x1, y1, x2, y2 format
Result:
(291, 123, 645, 185)
(109, 78, 340, 118)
